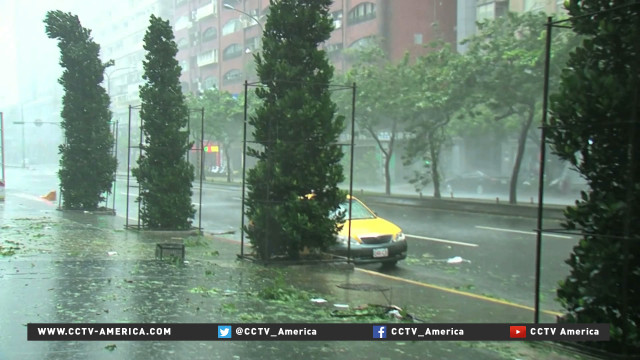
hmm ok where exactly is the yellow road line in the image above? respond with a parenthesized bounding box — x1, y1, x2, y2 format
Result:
(356, 268, 563, 317)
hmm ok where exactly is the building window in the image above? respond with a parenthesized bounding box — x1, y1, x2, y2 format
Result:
(524, 0, 545, 12)
(197, 49, 219, 67)
(325, 43, 343, 54)
(349, 36, 375, 49)
(223, 43, 243, 60)
(245, 36, 261, 52)
(174, 15, 191, 31)
(348, 2, 376, 25)
(223, 69, 243, 84)
(222, 19, 243, 35)
(180, 60, 189, 72)
(202, 27, 218, 42)
(202, 76, 218, 90)
(245, 8, 260, 28)
(476, 2, 495, 21)
(414, 33, 423, 45)
(177, 37, 188, 49)
(331, 10, 343, 29)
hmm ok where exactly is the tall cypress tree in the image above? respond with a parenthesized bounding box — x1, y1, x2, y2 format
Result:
(45, 11, 116, 210)
(133, 15, 195, 230)
(549, 0, 640, 353)
(245, 0, 346, 259)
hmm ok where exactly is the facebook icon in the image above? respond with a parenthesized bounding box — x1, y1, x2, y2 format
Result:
(373, 325, 387, 339)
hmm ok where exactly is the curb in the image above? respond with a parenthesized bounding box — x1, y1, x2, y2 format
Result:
(359, 194, 568, 220)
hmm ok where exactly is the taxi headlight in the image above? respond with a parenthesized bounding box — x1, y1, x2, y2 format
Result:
(394, 232, 406, 242)
(336, 235, 359, 245)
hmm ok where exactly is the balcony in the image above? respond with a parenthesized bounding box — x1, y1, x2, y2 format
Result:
(196, 1, 217, 21)
(197, 49, 219, 67)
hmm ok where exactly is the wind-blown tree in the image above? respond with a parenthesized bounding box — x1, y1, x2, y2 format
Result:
(549, 0, 640, 354)
(245, 0, 346, 259)
(44, 11, 116, 210)
(187, 89, 244, 182)
(402, 41, 472, 198)
(132, 15, 195, 230)
(463, 11, 570, 204)
(337, 44, 410, 195)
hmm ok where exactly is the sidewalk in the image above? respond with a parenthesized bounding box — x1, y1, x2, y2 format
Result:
(0, 190, 596, 359)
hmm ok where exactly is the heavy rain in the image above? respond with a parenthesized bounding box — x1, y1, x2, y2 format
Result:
(1, 0, 638, 359)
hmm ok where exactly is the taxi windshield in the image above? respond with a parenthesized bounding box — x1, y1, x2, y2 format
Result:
(334, 199, 376, 220)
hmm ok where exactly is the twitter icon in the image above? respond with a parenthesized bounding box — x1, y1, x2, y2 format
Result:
(218, 325, 232, 339)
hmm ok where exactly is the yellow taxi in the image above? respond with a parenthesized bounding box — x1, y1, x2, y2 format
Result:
(330, 195, 407, 266)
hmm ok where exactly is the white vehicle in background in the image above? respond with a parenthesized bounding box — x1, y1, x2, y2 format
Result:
(549, 163, 588, 194)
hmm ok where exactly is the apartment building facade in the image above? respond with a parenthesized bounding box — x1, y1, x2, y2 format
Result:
(173, 0, 457, 96)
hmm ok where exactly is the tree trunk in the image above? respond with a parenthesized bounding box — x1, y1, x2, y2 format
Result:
(384, 150, 392, 195)
(366, 123, 396, 196)
(509, 108, 535, 204)
(224, 143, 232, 183)
(429, 132, 441, 199)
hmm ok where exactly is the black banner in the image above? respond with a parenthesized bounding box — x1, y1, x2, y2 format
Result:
(27, 323, 610, 341)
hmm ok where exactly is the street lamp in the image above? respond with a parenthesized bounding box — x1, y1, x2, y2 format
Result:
(223, 3, 264, 31)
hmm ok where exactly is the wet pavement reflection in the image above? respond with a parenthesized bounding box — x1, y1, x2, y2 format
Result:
(0, 192, 586, 359)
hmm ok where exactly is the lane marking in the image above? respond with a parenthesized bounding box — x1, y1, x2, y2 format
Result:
(356, 268, 563, 317)
(475, 226, 573, 239)
(406, 234, 478, 247)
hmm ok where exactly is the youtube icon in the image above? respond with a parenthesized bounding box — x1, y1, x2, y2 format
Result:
(510, 326, 527, 338)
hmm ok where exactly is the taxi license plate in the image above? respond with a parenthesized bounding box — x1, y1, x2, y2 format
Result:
(373, 248, 389, 258)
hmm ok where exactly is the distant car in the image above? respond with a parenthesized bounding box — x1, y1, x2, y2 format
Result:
(329, 196, 407, 266)
(444, 170, 508, 195)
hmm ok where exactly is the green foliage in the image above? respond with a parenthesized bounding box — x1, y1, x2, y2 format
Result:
(334, 41, 410, 195)
(133, 15, 195, 230)
(549, 1, 640, 353)
(44, 10, 117, 210)
(462, 11, 572, 204)
(186, 88, 245, 182)
(245, 0, 346, 259)
(257, 271, 311, 303)
(402, 41, 471, 198)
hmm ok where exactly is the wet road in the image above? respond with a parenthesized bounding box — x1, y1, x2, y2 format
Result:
(0, 166, 592, 359)
(6, 167, 577, 317)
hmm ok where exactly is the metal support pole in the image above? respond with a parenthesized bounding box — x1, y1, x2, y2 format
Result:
(138, 111, 143, 229)
(199, 107, 204, 234)
(534, 17, 553, 324)
(105, 120, 115, 210)
(241, 80, 248, 257)
(1, 112, 5, 183)
(20, 105, 25, 168)
(112, 120, 118, 211)
(126, 106, 132, 228)
(347, 82, 356, 263)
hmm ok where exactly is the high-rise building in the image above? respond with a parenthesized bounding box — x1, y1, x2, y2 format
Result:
(173, 0, 457, 96)
(88, 0, 174, 125)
